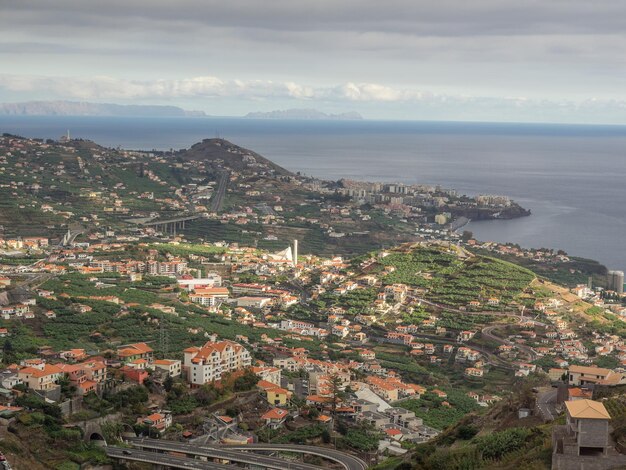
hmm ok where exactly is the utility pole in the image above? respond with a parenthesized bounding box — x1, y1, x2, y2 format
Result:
(159, 313, 169, 357)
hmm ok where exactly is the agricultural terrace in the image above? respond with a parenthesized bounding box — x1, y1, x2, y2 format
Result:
(379, 246, 536, 307)
(0, 273, 324, 361)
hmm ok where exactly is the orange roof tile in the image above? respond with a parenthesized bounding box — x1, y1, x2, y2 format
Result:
(262, 408, 288, 420)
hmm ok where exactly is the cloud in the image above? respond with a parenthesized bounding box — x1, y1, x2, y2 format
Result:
(3, 0, 626, 107)
(0, 74, 424, 102)
(4, 72, 626, 123)
(1, 73, 625, 113)
(6, 1, 626, 37)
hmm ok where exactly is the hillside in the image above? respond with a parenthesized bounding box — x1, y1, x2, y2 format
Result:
(380, 383, 553, 470)
(1, 134, 608, 272)
(177, 138, 295, 176)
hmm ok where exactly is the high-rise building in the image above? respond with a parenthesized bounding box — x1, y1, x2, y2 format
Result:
(607, 270, 624, 294)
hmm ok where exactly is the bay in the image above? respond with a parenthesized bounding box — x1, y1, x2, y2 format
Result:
(1, 115, 625, 271)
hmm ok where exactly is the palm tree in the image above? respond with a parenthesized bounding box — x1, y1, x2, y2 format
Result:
(328, 374, 346, 421)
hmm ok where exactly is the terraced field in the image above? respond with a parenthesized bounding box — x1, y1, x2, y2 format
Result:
(379, 246, 536, 307)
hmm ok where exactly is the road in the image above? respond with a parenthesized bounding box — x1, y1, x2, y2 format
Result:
(127, 438, 367, 470)
(411, 296, 524, 320)
(0, 272, 53, 304)
(142, 215, 201, 226)
(106, 446, 231, 469)
(537, 388, 558, 421)
(411, 294, 545, 364)
(280, 280, 310, 304)
(481, 324, 538, 362)
(392, 332, 514, 370)
(222, 444, 368, 470)
(210, 170, 229, 213)
(129, 438, 323, 470)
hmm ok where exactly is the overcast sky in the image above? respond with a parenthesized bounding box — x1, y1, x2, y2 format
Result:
(2, 0, 626, 122)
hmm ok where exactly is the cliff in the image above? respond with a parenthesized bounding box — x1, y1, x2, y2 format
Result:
(0, 100, 207, 117)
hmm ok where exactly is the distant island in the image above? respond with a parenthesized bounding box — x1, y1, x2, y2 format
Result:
(245, 108, 363, 120)
(0, 100, 207, 117)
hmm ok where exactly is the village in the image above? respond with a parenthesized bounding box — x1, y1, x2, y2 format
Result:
(1, 134, 626, 468)
(0, 220, 625, 466)
(0, 134, 532, 258)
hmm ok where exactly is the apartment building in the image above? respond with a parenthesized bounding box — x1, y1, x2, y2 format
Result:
(18, 363, 63, 391)
(183, 340, 252, 386)
(153, 359, 182, 377)
(117, 343, 154, 364)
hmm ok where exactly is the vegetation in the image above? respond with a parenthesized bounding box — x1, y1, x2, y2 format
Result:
(398, 390, 482, 430)
(8, 393, 109, 467)
(378, 247, 535, 307)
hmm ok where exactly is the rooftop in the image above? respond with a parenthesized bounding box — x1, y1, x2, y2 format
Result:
(565, 399, 611, 420)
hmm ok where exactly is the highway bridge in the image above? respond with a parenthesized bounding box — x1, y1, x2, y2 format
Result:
(119, 438, 368, 470)
(106, 446, 232, 469)
(128, 438, 323, 470)
(137, 215, 201, 234)
(222, 443, 368, 470)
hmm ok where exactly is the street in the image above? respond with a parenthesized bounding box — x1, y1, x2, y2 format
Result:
(536, 388, 558, 421)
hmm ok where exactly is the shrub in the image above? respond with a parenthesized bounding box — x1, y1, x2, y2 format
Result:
(456, 424, 478, 440)
(474, 427, 533, 460)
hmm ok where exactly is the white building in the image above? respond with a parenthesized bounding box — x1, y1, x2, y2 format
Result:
(236, 297, 272, 309)
(153, 359, 182, 377)
(177, 273, 222, 291)
(184, 340, 252, 386)
(189, 287, 230, 307)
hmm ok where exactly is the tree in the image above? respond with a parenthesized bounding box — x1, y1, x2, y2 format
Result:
(328, 374, 346, 421)
(2, 340, 14, 365)
(233, 370, 259, 392)
(59, 374, 76, 399)
(164, 374, 174, 392)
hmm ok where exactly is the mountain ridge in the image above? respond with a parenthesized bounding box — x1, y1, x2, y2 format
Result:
(0, 100, 206, 117)
(245, 108, 363, 120)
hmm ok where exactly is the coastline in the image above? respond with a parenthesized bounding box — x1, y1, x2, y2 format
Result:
(2, 115, 625, 271)
(450, 217, 471, 232)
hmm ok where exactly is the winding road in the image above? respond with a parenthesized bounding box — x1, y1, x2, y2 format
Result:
(411, 295, 544, 363)
(106, 446, 231, 469)
(536, 388, 558, 421)
(222, 443, 368, 470)
(124, 438, 368, 470)
(481, 324, 539, 362)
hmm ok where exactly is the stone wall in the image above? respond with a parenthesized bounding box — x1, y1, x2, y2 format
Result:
(579, 419, 610, 448)
(552, 453, 626, 470)
(59, 396, 83, 417)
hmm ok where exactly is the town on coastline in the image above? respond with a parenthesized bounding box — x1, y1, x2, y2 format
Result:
(0, 133, 624, 469)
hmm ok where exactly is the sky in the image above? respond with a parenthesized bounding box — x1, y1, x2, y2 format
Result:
(2, 0, 626, 123)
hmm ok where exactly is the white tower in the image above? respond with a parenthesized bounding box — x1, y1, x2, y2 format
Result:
(293, 239, 298, 267)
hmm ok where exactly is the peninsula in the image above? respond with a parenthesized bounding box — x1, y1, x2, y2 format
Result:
(0, 100, 207, 117)
(245, 108, 363, 120)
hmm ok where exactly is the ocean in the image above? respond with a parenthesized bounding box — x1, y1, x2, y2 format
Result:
(1, 115, 625, 271)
